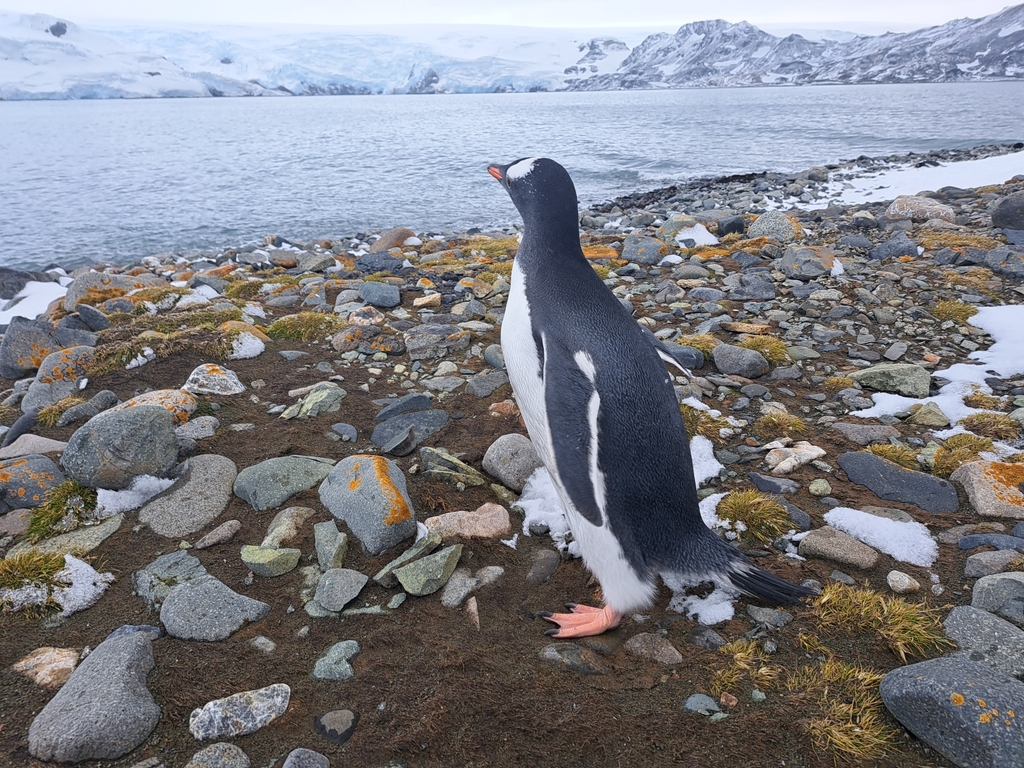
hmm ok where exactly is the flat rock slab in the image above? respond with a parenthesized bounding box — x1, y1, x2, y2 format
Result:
(313, 568, 367, 611)
(234, 455, 334, 512)
(394, 544, 463, 596)
(951, 461, 1024, 520)
(424, 503, 511, 539)
(28, 631, 160, 762)
(6, 513, 123, 559)
(881, 658, 1024, 768)
(538, 643, 609, 675)
(370, 410, 449, 449)
(831, 422, 901, 446)
(623, 633, 683, 665)
(139, 454, 237, 537)
(12, 646, 80, 688)
(189, 683, 290, 740)
(944, 606, 1024, 678)
(133, 550, 209, 610)
(0, 434, 68, 460)
(184, 742, 251, 768)
(160, 575, 270, 641)
(312, 640, 361, 681)
(837, 451, 958, 513)
(972, 572, 1024, 628)
(965, 549, 1024, 578)
(848, 363, 931, 397)
(240, 545, 301, 577)
(797, 526, 879, 569)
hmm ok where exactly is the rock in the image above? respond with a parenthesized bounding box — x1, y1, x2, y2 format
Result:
(747, 605, 794, 628)
(624, 633, 683, 664)
(710, 343, 769, 378)
(240, 545, 302, 577)
(133, 550, 209, 611)
(748, 210, 802, 242)
(313, 520, 348, 571)
(56, 389, 119, 428)
(621, 234, 671, 265)
(482, 433, 542, 492)
(282, 748, 330, 768)
(21, 346, 95, 413)
(359, 281, 401, 308)
(369, 226, 416, 253)
(907, 402, 951, 427)
(280, 384, 347, 419)
(403, 324, 470, 360)
(109, 389, 197, 425)
(233, 455, 335, 512)
(526, 548, 561, 584)
(722, 272, 775, 301)
(182, 364, 246, 396)
(965, 550, 1023, 578)
(424, 503, 511, 538)
(419, 446, 489, 486)
(992, 192, 1024, 230)
(684, 693, 721, 714)
(797, 526, 879, 569)
(466, 370, 510, 397)
(0, 434, 68, 460)
(886, 195, 955, 223)
(12, 646, 79, 688)
(261, 506, 315, 548)
(944, 606, 1024, 678)
(62, 406, 179, 490)
(189, 683, 290, 740)
(371, 410, 449, 449)
(985, 246, 1024, 279)
(5, 513, 123, 559)
(778, 245, 835, 280)
(538, 643, 609, 675)
(160, 575, 270, 641)
(951, 461, 1024, 520)
(837, 452, 958, 513)
(0, 317, 63, 379)
(765, 441, 826, 475)
(420, 375, 465, 394)
(972, 572, 1024, 628)
(27, 631, 160, 762)
(62, 270, 164, 312)
(440, 568, 478, 608)
(687, 626, 727, 650)
(394, 544, 463, 596)
(747, 472, 799, 494)
(139, 454, 237, 537)
(372, 531, 442, 588)
(958, 534, 1024, 553)
(319, 455, 417, 556)
(848, 363, 931, 398)
(184, 742, 251, 768)
(869, 231, 918, 260)
(886, 570, 921, 594)
(831, 422, 900, 446)
(312, 640, 361, 681)
(313, 569, 368, 611)
(195, 520, 242, 550)
(374, 392, 433, 422)
(880, 658, 1024, 768)
(313, 710, 359, 745)
(0, 454, 65, 508)
(176, 415, 220, 440)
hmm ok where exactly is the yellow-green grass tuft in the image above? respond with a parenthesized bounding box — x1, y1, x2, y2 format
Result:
(679, 404, 731, 442)
(931, 299, 978, 324)
(932, 433, 994, 477)
(959, 412, 1020, 441)
(919, 232, 1002, 252)
(0, 550, 66, 610)
(752, 412, 809, 440)
(36, 397, 85, 428)
(466, 235, 519, 257)
(715, 490, 791, 544)
(962, 390, 1004, 410)
(677, 334, 719, 356)
(0, 403, 19, 423)
(267, 312, 347, 343)
(823, 376, 855, 393)
(865, 444, 920, 470)
(715, 639, 781, 692)
(223, 279, 265, 300)
(736, 335, 789, 365)
(27, 480, 98, 543)
(812, 583, 954, 663)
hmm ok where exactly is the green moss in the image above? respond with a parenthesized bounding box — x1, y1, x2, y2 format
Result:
(267, 312, 347, 342)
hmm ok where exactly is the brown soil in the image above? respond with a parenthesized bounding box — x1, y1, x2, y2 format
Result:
(0, 318, 971, 768)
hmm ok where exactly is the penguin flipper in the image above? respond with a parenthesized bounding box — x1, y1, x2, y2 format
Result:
(727, 559, 815, 605)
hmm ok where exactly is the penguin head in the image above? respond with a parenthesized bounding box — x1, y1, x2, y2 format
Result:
(488, 157, 580, 233)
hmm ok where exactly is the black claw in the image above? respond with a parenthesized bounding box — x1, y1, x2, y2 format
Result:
(536, 611, 553, 619)
(564, 602, 578, 610)
(544, 628, 560, 636)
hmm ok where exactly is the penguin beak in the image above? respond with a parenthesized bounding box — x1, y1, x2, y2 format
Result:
(487, 164, 509, 188)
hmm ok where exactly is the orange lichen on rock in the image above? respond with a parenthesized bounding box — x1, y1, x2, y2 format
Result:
(349, 455, 413, 526)
(984, 462, 1024, 506)
(582, 245, 620, 260)
(109, 389, 197, 424)
(218, 321, 270, 342)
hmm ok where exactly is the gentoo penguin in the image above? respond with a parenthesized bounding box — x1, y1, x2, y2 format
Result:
(488, 157, 810, 638)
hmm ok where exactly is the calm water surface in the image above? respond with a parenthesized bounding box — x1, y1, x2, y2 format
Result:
(1, 82, 1023, 271)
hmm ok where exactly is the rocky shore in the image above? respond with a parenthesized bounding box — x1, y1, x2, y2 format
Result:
(3, 145, 1024, 767)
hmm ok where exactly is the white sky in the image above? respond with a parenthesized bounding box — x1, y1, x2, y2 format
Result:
(1, 1, 1015, 32)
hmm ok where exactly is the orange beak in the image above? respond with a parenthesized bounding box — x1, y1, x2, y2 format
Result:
(487, 165, 504, 181)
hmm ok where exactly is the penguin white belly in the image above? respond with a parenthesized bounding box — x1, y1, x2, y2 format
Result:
(502, 262, 655, 614)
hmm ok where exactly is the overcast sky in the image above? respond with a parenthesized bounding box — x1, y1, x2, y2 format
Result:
(1, 1, 1014, 32)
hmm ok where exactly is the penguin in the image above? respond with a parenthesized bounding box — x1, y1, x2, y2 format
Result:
(487, 157, 811, 638)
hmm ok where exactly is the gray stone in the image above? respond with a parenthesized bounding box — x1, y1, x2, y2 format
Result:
(944, 605, 1024, 678)
(240, 545, 301, 577)
(860, 505, 914, 523)
(869, 231, 918, 260)
(139, 454, 237, 537)
(371, 409, 449, 448)
(747, 472, 799, 494)
(831, 422, 901, 446)
(883, 341, 908, 361)
(686, 287, 726, 302)
(313, 520, 348, 571)
(722, 272, 775, 301)
(62, 270, 165, 312)
(623, 633, 683, 665)
(62, 406, 179, 490)
(880, 658, 1024, 768)
(369, 226, 415, 252)
(75, 303, 111, 332)
(314, 568, 368, 611)
(296, 252, 336, 272)
(374, 392, 433, 422)
(0, 316, 62, 379)
(483, 433, 542, 493)
(280, 384, 347, 420)
(282, 748, 329, 768)
(951, 461, 1024, 520)
(27, 631, 160, 762)
(0, 454, 65, 509)
(797, 526, 879, 569)
(0, 433, 67, 460)
(184, 742, 251, 768)
(420, 375, 465, 393)
(403, 324, 470, 360)
(538, 643, 609, 675)
(992, 192, 1024, 230)
(683, 693, 721, 714)
(160, 575, 270, 641)
(175, 415, 220, 440)
(466, 370, 509, 397)
(440, 568, 478, 608)
(133, 550, 209, 611)
(748, 210, 802, 242)
(330, 422, 358, 442)
(394, 544, 463, 596)
(261, 506, 315, 548)
(972, 572, 1024, 628)
(233, 455, 334, 511)
(965, 550, 1024, 578)
(194, 519, 242, 550)
(907, 402, 951, 427)
(359, 281, 401, 308)
(484, 343, 505, 369)
(778, 245, 835, 280)
(313, 710, 359, 745)
(710, 343, 769, 378)
(848, 363, 931, 398)
(56, 389, 119, 428)
(189, 683, 290, 740)
(886, 195, 955, 223)
(959, 534, 1024, 553)
(5, 513, 123, 559)
(372, 531, 442, 587)
(182, 364, 246, 396)
(420, 446, 488, 486)
(837, 451, 958, 513)
(986, 246, 1024, 280)
(22, 346, 95, 413)
(688, 626, 727, 650)
(622, 234, 671, 265)
(319, 455, 418, 556)
(312, 640, 361, 681)
(747, 605, 793, 628)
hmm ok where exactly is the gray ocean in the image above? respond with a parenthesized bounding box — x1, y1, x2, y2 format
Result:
(1, 82, 1023, 272)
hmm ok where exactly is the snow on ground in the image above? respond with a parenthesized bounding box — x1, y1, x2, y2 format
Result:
(0, 280, 68, 325)
(95, 475, 177, 518)
(824, 507, 939, 567)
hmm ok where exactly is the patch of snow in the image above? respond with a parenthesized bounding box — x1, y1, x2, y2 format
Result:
(517, 466, 577, 556)
(175, 292, 211, 310)
(95, 474, 177, 517)
(664, 574, 738, 625)
(699, 491, 730, 531)
(0, 582, 49, 612)
(501, 533, 519, 549)
(830, 257, 845, 277)
(675, 224, 719, 247)
(824, 507, 938, 567)
(125, 346, 156, 369)
(51, 554, 115, 616)
(0, 280, 68, 323)
(228, 331, 265, 360)
(690, 435, 724, 486)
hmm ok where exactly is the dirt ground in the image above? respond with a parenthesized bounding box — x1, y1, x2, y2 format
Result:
(0, 308, 971, 768)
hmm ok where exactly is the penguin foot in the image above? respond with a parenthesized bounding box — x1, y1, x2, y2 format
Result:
(540, 604, 622, 638)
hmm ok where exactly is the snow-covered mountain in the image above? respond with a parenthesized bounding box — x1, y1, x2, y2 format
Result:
(0, 5, 1021, 100)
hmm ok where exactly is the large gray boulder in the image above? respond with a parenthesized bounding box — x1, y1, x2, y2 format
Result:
(483, 433, 542, 493)
(233, 455, 335, 511)
(848, 363, 931, 398)
(139, 454, 237, 537)
(28, 629, 160, 762)
(21, 345, 95, 414)
(0, 316, 62, 379)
